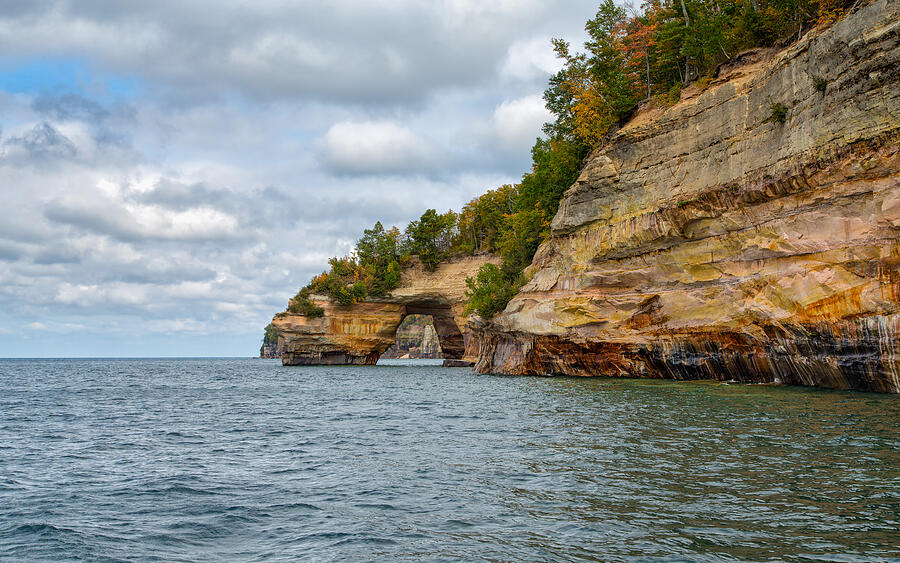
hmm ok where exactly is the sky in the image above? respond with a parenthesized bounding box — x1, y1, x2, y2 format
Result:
(0, 0, 599, 357)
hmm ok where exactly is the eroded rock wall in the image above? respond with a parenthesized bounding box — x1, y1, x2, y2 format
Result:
(474, 0, 900, 392)
(272, 255, 498, 366)
(259, 335, 283, 359)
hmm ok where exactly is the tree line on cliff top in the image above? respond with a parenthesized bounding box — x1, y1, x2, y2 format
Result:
(282, 0, 849, 322)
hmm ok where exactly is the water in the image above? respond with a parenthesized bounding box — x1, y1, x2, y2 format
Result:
(1, 358, 898, 562)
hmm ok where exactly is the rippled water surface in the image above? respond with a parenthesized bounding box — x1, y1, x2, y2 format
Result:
(1, 358, 898, 561)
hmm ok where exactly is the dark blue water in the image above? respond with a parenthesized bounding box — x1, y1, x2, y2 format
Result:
(1, 358, 898, 561)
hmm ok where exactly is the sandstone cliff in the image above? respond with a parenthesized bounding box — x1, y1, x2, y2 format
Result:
(473, 0, 900, 392)
(272, 255, 498, 366)
(259, 337, 283, 359)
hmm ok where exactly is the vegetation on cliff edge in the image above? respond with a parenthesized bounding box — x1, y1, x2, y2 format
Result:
(283, 0, 850, 319)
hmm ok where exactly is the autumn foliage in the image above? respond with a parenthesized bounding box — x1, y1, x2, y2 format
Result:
(287, 0, 851, 318)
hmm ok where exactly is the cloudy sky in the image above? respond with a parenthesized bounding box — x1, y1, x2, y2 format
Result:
(0, 0, 598, 357)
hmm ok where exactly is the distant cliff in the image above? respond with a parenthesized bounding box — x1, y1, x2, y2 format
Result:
(381, 314, 443, 359)
(259, 323, 283, 358)
(271, 255, 498, 366)
(473, 0, 900, 392)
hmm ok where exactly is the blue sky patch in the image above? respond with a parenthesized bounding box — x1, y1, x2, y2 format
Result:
(0, 56, 139, 101)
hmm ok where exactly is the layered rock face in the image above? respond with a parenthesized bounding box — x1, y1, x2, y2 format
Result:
(272, 255, 498, 366)
(259, 336, 283, 359)
(475, 0, 900, 393)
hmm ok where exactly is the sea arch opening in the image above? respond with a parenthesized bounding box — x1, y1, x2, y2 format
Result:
(377, 301, 466, 363)
(381, 314, 442, 360)
(402, 303, 465, 361)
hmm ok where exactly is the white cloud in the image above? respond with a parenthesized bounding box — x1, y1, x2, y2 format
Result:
(321, 120, 435, 176)
(55, 282, 149, 308)
(490, 94, 552, 152)
(146, 318, 208, 334)
(0, 0, 601, 356)
(24, 321, 88, 333)
(45, 184, 242, 242)
(500, 36, 562, 82)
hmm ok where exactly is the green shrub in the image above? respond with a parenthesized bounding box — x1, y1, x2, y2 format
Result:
(813, 76, 827, 93)
(287, 290, 325, 317)
(664, 83, 682, 106)
(332, 281, 368, 306)
(770, 102, 788, 124)
(452, 184, 518, 255)
(464, 263, 523, 319)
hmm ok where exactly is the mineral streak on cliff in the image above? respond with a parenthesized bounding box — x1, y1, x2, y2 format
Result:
(473, 0, 900, 392)
(272, 255, 498, 366)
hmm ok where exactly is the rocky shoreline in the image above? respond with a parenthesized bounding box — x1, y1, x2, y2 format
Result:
(473, 0, 900, 393)
(271, 0, 900, 393)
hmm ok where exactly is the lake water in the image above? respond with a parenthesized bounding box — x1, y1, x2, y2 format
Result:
(1, 358, 898, 561)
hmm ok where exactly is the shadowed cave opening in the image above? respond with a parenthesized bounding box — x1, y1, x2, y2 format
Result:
(381, 314, 443, 359)
(379, 303, 466, 362)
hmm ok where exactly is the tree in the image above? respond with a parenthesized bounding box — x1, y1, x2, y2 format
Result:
(453, 184, 517, 255)
(546, 0, 638, 147)
(403, 209, 457, 271)
(464, 263, 522, 319)
(355, 221, 403, 296)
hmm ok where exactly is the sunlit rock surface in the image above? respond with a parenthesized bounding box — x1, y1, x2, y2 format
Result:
(474, 0, 900, 393)
(272, 255, 498, 366)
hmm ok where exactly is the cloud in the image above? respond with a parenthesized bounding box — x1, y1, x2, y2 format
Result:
(44, 193, 242, 243)
(500, 37, 562, 82)
(146, 318, 208, 334)
(0, 1, 564, 105)
(32, 247, 82, 265)
(0, 241, 22, 261)
(54, 282, 149, 308)
(0, 1, 599, 356)
(31, 93, 110, 122)
(489, 94, 552, 153)
(321, 120, 436, 176)
(24, 320, 88, 333)
(2, 122, 77, 163)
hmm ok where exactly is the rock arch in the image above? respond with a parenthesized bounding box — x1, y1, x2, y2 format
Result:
(271, 255, 497, 366)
